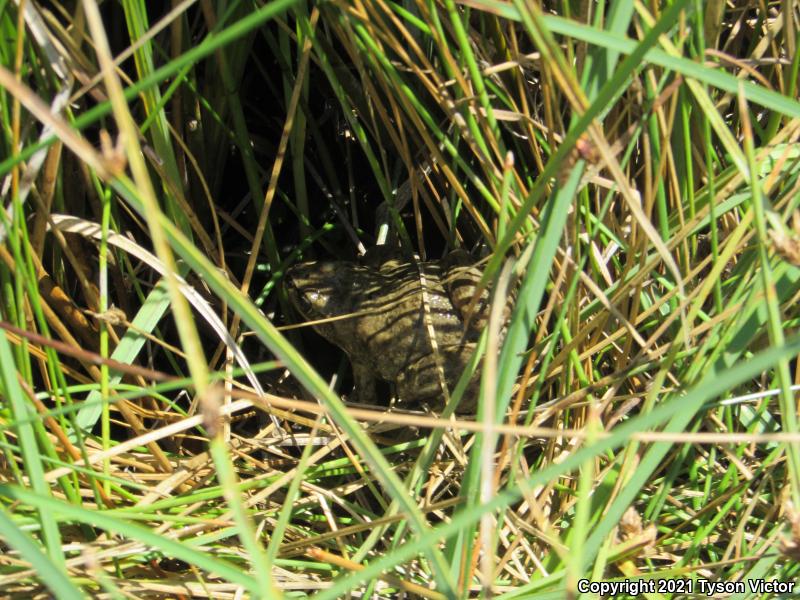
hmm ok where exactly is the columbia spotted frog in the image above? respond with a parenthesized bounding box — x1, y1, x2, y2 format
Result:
(285, 253, 492, 412)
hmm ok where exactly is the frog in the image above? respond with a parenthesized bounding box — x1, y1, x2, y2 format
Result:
(285, 251, 494, 412)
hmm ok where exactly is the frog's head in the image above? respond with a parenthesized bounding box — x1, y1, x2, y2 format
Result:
(286, 261, 338, 319)
(286, 260, 376, 348)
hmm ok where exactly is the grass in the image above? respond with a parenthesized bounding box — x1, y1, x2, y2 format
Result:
(1, 0, 800, 597)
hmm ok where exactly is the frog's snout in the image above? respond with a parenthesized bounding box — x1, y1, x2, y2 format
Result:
(285, 277, 309, 316)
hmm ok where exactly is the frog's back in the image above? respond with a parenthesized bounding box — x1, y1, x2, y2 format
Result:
(361, 261, 481, 407)
(352, 261, 455, 380)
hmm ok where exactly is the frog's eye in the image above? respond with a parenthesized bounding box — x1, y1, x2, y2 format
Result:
(289, 289, 315, 315)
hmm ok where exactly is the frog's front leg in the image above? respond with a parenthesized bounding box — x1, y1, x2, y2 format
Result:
(351, 362, 377, 405)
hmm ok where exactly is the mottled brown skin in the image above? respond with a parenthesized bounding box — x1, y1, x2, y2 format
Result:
(285, 256, 486, 412)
